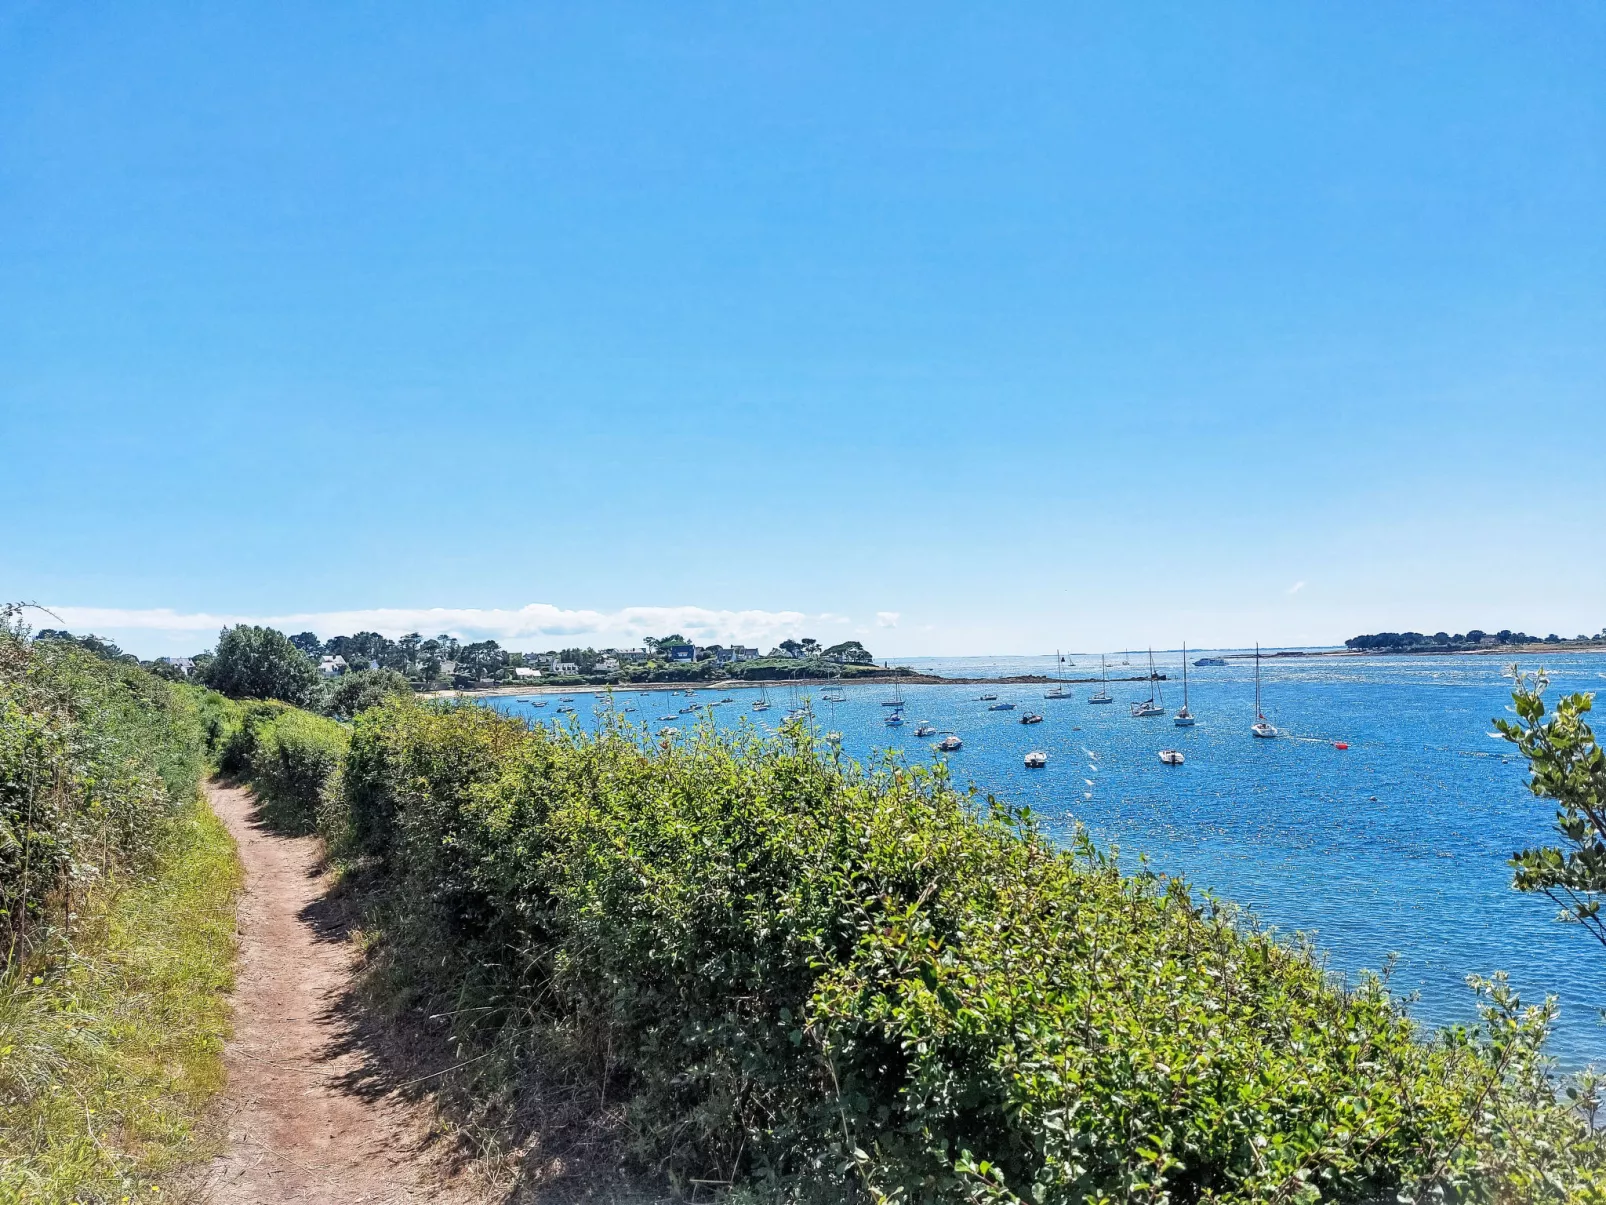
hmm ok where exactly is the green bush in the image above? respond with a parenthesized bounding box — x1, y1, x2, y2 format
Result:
(246, 707, 349, 835)
(332, 699, 1606, 1202)
(2, 616, 206, 958)
(321, 666, 412, 720)
(214, 699, 285, 777)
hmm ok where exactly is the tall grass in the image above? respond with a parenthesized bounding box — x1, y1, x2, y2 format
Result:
(327, 698, 1606, 1202)
(0, 792, 240, 1203)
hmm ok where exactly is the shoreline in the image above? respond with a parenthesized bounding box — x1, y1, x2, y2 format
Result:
(416, 642, 1606, 700)
(420, 671, 1172, 700)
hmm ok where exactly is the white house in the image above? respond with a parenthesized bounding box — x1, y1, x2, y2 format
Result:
(319, 655, 348, 676)
(554, 662, 579, 675)
(595, 657, 620, 673)
(160, 656, 195, 675)
(514, 666, 542, 679)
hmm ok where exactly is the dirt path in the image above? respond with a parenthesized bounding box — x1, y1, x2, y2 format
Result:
(199, 781, 482, 1205)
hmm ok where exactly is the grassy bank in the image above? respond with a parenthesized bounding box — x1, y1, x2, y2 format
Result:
(0, 793, 240, 1203)
(314, 697, 1606, 1202)
(1, 617, 241, 1202)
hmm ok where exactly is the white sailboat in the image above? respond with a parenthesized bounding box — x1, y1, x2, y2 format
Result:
(1088, 655, 1114, 704)
(1174, 642, 1196, 726)
(1044, 649, 1072, 699)
(1131, 649, 1165, 717)
(880, 664, 905, 710)
(752, 681, 771, 712)
(1251, 643, 1278, 738)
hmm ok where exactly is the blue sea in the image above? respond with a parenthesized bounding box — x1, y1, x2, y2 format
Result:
(486, 649, 1606, 1067)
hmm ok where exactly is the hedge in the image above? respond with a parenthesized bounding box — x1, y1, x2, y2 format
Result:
(326, 699, 1606, 1202)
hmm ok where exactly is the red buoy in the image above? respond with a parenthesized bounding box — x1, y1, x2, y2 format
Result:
(1333, 741, 1349, 750)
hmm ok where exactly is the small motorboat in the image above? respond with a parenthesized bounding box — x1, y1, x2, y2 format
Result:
(1159, 749, 1185, 765)
(1194, 657, 1227, 667)
(884, 713, 904, 726)
(560, 697, 574, 702)
(678, 706, 696, 714)
(719, 696, 733, 703)
(977, 693, 997, 701)
(1024, 750, 1048, 768)
(988, 702, 1016, 711)
(622, 706, 636, 713)
(914, 723, 937, 737)
(556, 706, 576, 714)
(1020, 713, 1043, 725)
(658, 714, 678, 722)
(936, 734, 963, 752)
(532, 701, 548, 707)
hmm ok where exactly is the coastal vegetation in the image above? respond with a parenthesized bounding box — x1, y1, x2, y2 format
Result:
(0, 608, 240, 1201)
(12, 608, 1606, 1201)
(1347, 628, 1606, 652)
(1500, 669, 1606, 948)
(277, 693, 1606, 1200)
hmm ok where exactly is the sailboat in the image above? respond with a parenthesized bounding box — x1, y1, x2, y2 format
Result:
(821, 662, 847, 703)
(1131, 649, 1165, 717)
(1044, 650, 1072, 699)
(752, 681, 771, 712)
(1088, 655, 1114, 704)
(1251, 643, 1278, 738)
(880, 665, 905, 710)
(1174, 643, 1196, 726)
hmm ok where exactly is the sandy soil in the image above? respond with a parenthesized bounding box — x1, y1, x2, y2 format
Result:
(197, 781, 483, 1205)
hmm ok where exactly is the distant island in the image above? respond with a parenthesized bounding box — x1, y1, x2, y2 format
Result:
(1344, 627, 1606, 653)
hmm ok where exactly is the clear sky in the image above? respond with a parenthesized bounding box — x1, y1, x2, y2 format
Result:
(4, 3, 1603, 658)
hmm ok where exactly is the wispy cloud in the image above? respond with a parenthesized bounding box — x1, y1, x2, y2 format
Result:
(876, 611, 901, 628)
(1286, 581, 1306, 596)
(33, 603, 840, 653)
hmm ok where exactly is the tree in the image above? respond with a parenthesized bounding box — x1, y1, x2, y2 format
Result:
(646, 635, 687, 654)
(1498, 668, 1606, 947)
(289, 631, 323, 658)
(203, 625, 320, 705)
(456, 640, 507, 680)
(823, 640, 874, 665)
(323, 668, 412, 720)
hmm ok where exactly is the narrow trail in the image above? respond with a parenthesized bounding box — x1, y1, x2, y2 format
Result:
(199, 781, 483, 1205)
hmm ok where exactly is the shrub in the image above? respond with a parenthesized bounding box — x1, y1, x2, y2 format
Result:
(245, 708, 349, 835)
(322, 667, 411, 720)
(214, 699, 286, 777)
(331, 700, 1606, 1202)
(2, 615, 205, 960)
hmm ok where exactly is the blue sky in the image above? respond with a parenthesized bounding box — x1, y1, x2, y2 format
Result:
(4, 3, 1603, 657)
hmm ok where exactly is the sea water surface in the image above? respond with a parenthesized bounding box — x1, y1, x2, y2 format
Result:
(487, 650, 1606, 1066)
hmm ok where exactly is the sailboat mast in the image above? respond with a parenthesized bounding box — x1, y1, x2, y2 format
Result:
(1254, 643, 1262, 717)
(1182, 643, 1189, 709)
